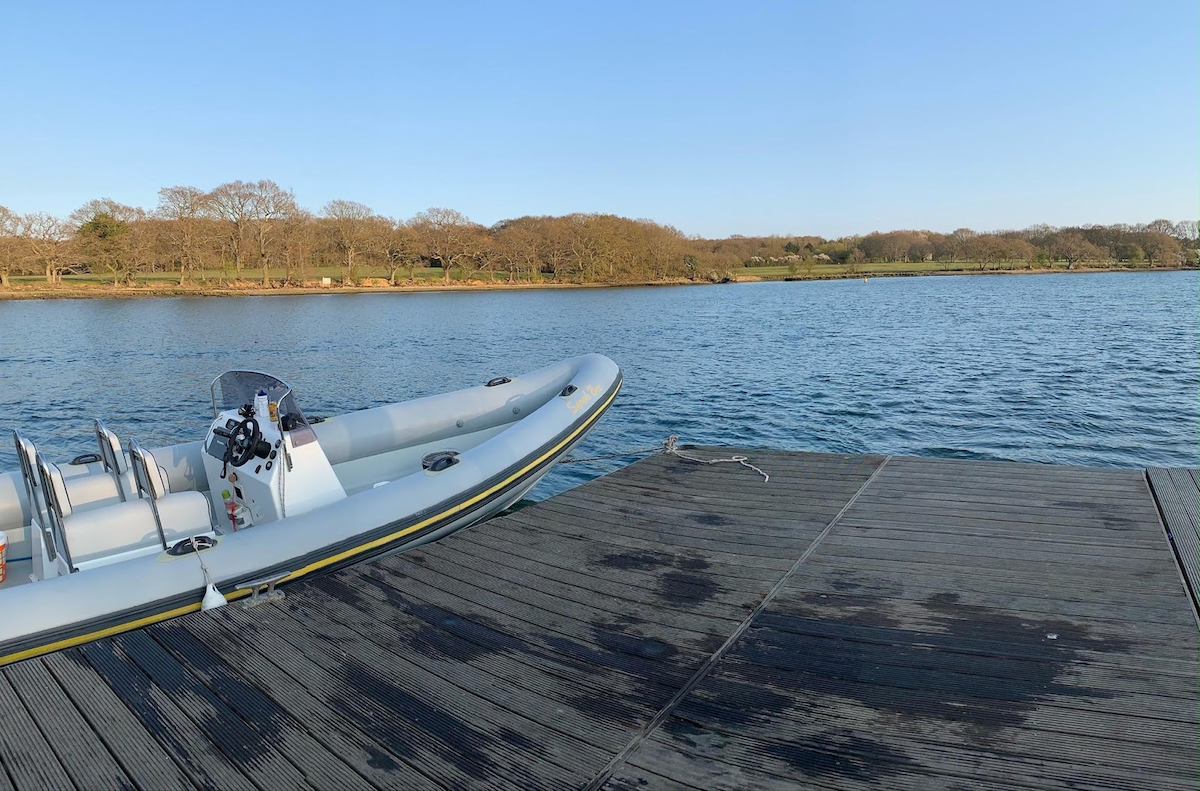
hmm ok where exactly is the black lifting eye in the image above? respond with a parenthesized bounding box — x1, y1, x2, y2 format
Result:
(422, 451, 460, 472)
(168, 535, 217, 556)
(69, 452, 102, 466)
(486, 376, 512, 387)
(559, 385, 577, 397)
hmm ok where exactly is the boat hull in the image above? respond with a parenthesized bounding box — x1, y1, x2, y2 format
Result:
(0, 354, 621, 666)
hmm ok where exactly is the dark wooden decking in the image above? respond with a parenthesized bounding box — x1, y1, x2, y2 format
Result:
(1148, 467, 1200, 615)
(1, 450, 1196, 790)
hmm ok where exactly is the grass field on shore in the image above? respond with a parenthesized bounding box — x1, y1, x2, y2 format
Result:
(0, 260, 1184, 300)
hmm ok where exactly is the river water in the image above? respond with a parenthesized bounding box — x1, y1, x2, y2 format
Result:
(0, 271, 1195, 498)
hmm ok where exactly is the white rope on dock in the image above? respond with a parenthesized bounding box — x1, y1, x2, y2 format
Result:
(561, 435, 769, 483)
(663, 436, 770, 483)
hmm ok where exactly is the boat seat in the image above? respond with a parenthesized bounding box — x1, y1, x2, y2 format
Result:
(17, 427, 170, 526)
(59, 499, 165, 565)
(61, 474, 124, 513)
(37, 449, 211, 570)
(12, 430, 49, 530)
(15, 430, 122, 525)
(60, 494, 213, 566)
(129, 439, 214, 539)
(94, 420, 138, 501)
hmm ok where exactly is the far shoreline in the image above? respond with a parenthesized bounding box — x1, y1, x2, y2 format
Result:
(0, 264, 1192, 303)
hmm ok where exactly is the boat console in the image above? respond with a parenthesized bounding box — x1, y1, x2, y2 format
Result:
(203, 371, 345, 529)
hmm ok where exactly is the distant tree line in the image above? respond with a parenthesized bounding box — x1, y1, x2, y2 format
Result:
(714, 221, 1199, 274)
(0, 180, 1195, 288)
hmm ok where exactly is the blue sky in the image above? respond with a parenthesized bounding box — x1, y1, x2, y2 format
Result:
(1, 1, 1196, 237)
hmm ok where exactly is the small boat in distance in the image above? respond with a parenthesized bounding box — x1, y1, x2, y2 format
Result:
(0, 354, 621, 665)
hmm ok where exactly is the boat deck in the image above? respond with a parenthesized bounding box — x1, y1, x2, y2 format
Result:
(0, 449, 1196, 790)
(0, 559, 32, 592)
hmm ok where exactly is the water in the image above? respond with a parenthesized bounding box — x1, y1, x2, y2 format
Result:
(0, 271, 1196, 499)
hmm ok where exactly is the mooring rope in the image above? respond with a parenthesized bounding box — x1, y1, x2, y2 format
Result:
(558, 444, 667, 464)
(663, 436, 770, 483)
(561, 435, 770, 483)
(190, 536, 217, 586)
(189, 535, 230, 610)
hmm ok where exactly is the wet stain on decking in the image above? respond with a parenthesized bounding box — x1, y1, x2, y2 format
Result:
(597, 549, 726, 606)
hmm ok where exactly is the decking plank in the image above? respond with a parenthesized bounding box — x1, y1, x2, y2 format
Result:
(147, 623, 376, 791)
(210, 602, 518, 791)
(1147, 467, 1200, 614)
(457, 526, 776, 601)
(76, 638, 259, 791)
(307, 572, 649, 739)
(419, 539, 752, 625)
(265, 592, 594, 790)
(112, 630, 313, 790)
(171, 617, 434, 791)
(41, 650, 196, 791)
(0, 671, 76, 791)
(185, 612, 446, 790)
(4, 660, 131, 790)
(361, 558, 700, 696)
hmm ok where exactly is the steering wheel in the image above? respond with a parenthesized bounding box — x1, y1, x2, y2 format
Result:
(225, 417, 262, 468)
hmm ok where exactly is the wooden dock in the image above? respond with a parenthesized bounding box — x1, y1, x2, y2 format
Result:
(0, 449, 1196, 790)
(1148, 467, 1200, 613)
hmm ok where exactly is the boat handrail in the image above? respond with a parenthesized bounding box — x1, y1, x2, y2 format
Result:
(93, 420, 131, 502)
(34, 453, 75, 573)
(12, 431, 56, 564)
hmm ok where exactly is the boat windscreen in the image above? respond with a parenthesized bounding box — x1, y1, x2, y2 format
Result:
(209, 372, 316, 447)
(211, 371, 292, 413)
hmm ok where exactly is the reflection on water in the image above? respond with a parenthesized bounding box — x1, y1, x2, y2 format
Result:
(0, 271, 1196, 499)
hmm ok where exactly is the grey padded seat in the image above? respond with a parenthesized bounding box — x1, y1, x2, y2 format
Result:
(128, 439, 213, 544)
(12, 430, 49, 530)
(36, 447, 210, 570)
(15, 424, 181, 535)
(94, 420, 138, 501)
(13, 431, 122, 524)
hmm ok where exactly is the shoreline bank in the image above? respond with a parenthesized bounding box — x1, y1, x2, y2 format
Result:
(0, 264, 1191, 302)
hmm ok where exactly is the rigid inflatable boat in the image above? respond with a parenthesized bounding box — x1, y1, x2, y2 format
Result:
(0, 353, 621, 666)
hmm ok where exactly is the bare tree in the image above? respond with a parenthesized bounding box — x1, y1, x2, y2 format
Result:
(410, 208, 481, 284)
(0, 206, 17, 287)
(493, 222, 541, 282)
(125, 207, 157, 282)
(279, 208, 316, 284)
(1051, 232, 1105, 269)
(535, 217, 574, 282)
(21, 213, 71, 283)
(643, 222, 684, 280)
(11, 179, 1200, 291)
(384, 221, 423, 285)
(323, 200, 374, 284)
(1143, 232, 1182, 267)
(66, 198, 141, 229)
(207, 181, 256, 278)
(566, 214, 603, 283)
(76, 208, 133, 286)
(247, 180, 297, 287)
(157, 186, 211, 284)
(846, 247, 865, 274)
